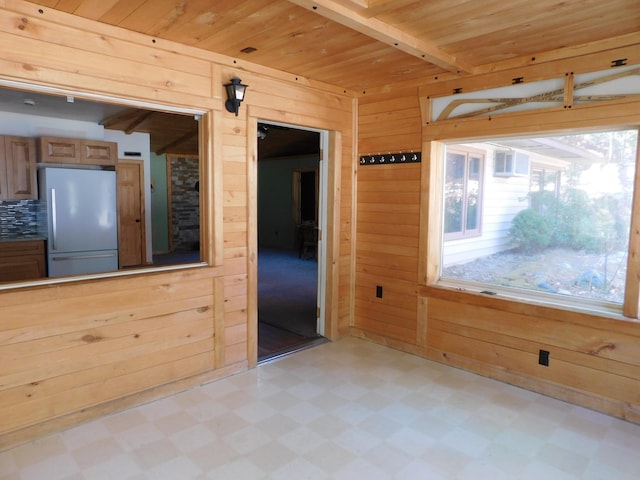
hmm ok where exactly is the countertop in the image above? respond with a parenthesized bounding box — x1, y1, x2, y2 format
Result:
(0, 235, 47, 243)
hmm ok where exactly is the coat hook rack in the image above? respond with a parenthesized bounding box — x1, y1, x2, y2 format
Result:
(359, 151, 421, 166)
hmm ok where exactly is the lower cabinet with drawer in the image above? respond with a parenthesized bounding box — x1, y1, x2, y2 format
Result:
(0, 240, 46, 282)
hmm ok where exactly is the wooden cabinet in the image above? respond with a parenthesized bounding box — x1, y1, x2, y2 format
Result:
(82, 140, 117, 165)
(0, 240, 46, 282)
(0, 136, 37, 200)
(38, 137, 81, 164)
(38, 136, 117, 166)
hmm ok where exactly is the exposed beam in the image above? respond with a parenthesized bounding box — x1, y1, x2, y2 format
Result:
(124, 110, 155, 134)
(360, 0, 419, 19)
(100, 108, 140, 128)
(156, 130, 197, 155)
(287, 0, 472, 74)
(331, 0, 368, 9)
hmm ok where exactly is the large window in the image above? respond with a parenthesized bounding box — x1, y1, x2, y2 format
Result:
(440, 129, 639, 309)
(444, 147, 483, 239)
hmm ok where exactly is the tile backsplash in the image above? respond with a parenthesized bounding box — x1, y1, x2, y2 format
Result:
(0, 200, 39, 237)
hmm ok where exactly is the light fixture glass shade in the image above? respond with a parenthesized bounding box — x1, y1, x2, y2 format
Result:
(224, 77, 248, 116)
(235, 84, 246, 101)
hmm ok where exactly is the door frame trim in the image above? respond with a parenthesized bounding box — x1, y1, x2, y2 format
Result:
(247, 108, 342, 368)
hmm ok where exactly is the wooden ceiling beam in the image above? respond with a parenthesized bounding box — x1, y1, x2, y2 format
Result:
(156, 130, 198, 156)
(125, 110, 155, 134)
(100, 108, 141, 128)
(360, 0, 419, 19)
(287, 0, 473, 74)
(331, 0, 368, 9)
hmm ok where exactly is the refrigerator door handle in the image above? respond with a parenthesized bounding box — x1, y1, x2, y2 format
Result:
(52, 253, 117, 261)
(51, 188, 58, 251)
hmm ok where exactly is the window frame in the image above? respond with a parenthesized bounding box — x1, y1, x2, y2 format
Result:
(420, 123, 640, 321)
(443, 146, 484, 240)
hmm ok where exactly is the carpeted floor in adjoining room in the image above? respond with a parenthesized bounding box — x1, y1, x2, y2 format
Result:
(258, 248, 319, 340)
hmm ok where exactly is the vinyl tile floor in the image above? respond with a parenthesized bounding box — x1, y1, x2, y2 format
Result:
(2, 337, 640, 479)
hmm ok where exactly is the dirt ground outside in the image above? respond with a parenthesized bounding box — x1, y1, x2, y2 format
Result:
(442, 247, 628, 304)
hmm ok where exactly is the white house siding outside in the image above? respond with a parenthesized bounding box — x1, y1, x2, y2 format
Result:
(442, 143, 548, 267)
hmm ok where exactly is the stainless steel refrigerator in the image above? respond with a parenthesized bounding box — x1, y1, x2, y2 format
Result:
(38, 167, 118, 277)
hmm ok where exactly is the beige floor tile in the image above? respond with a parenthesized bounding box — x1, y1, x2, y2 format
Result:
(168, 423, 217, 454)
(271, 456, 329, 480)
(332, 457, 389, 480)
(16, 452, 79, 480)
(81, 453, 141, 480)
(243, 442, 297, 473)
(204, 456, 263, 480)
(69, 437, 126, 469)
(277, 426, 326, 455)
(2, 337, 640, 479)
(365, 443, 414, 475)
(304, 441, 356, 473)
(146, 455, 203, 480)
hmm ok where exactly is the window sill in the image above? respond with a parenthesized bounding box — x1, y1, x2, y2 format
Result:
(0, 261, 210, 292)
(420, 279, 637, 324)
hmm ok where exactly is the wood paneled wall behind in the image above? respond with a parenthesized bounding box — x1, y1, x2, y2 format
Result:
(355, 88, 422, 342)
(354, 54, 640, 423)
(0, 0, 354, 449)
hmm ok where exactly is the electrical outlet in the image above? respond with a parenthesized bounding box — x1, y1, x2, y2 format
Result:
(539, 349, 550, 366)
(376, 285, 383, 298)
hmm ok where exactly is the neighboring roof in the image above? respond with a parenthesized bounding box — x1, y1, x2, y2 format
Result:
(495, 137, 605, 164)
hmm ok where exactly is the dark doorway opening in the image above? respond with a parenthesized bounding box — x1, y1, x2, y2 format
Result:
(300, 171, 316, 222)
(256, 123, 326, 361)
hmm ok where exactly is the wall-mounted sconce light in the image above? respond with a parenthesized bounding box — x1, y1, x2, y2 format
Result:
(224, 77, 248, 116)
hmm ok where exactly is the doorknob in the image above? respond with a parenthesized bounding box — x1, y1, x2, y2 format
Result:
(135, 219, 140, 223)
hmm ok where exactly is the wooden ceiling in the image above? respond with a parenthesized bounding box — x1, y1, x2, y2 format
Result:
(23, 0, 640, 156)
(100, 108, 200, 156)
(27, 0, 640, 92)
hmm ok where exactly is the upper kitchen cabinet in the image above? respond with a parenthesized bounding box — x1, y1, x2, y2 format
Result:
(38, 136, 116, 166)
(81, 140, 117, 166)
(0, 136, 37, 200)
(37, 137, 80, 164)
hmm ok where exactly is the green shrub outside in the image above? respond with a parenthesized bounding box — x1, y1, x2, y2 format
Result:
(508, 209, 553, 251)
(509, 188, 622, 253)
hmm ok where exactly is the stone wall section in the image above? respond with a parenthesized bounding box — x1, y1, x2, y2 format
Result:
(170, 156, 200, 251)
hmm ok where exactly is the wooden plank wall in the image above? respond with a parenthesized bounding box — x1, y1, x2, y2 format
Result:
(355, 88, 422, 342)
(422, 288, 640, 422)
(0, 270, 217, 441)
(0, 0, 354, 448)
(354, 49, 640, 423)
(240, 71, 355, 341)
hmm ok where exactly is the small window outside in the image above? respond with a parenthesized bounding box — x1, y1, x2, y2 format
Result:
(494, 151, 530, 176)
(441, 129, 638, 308)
